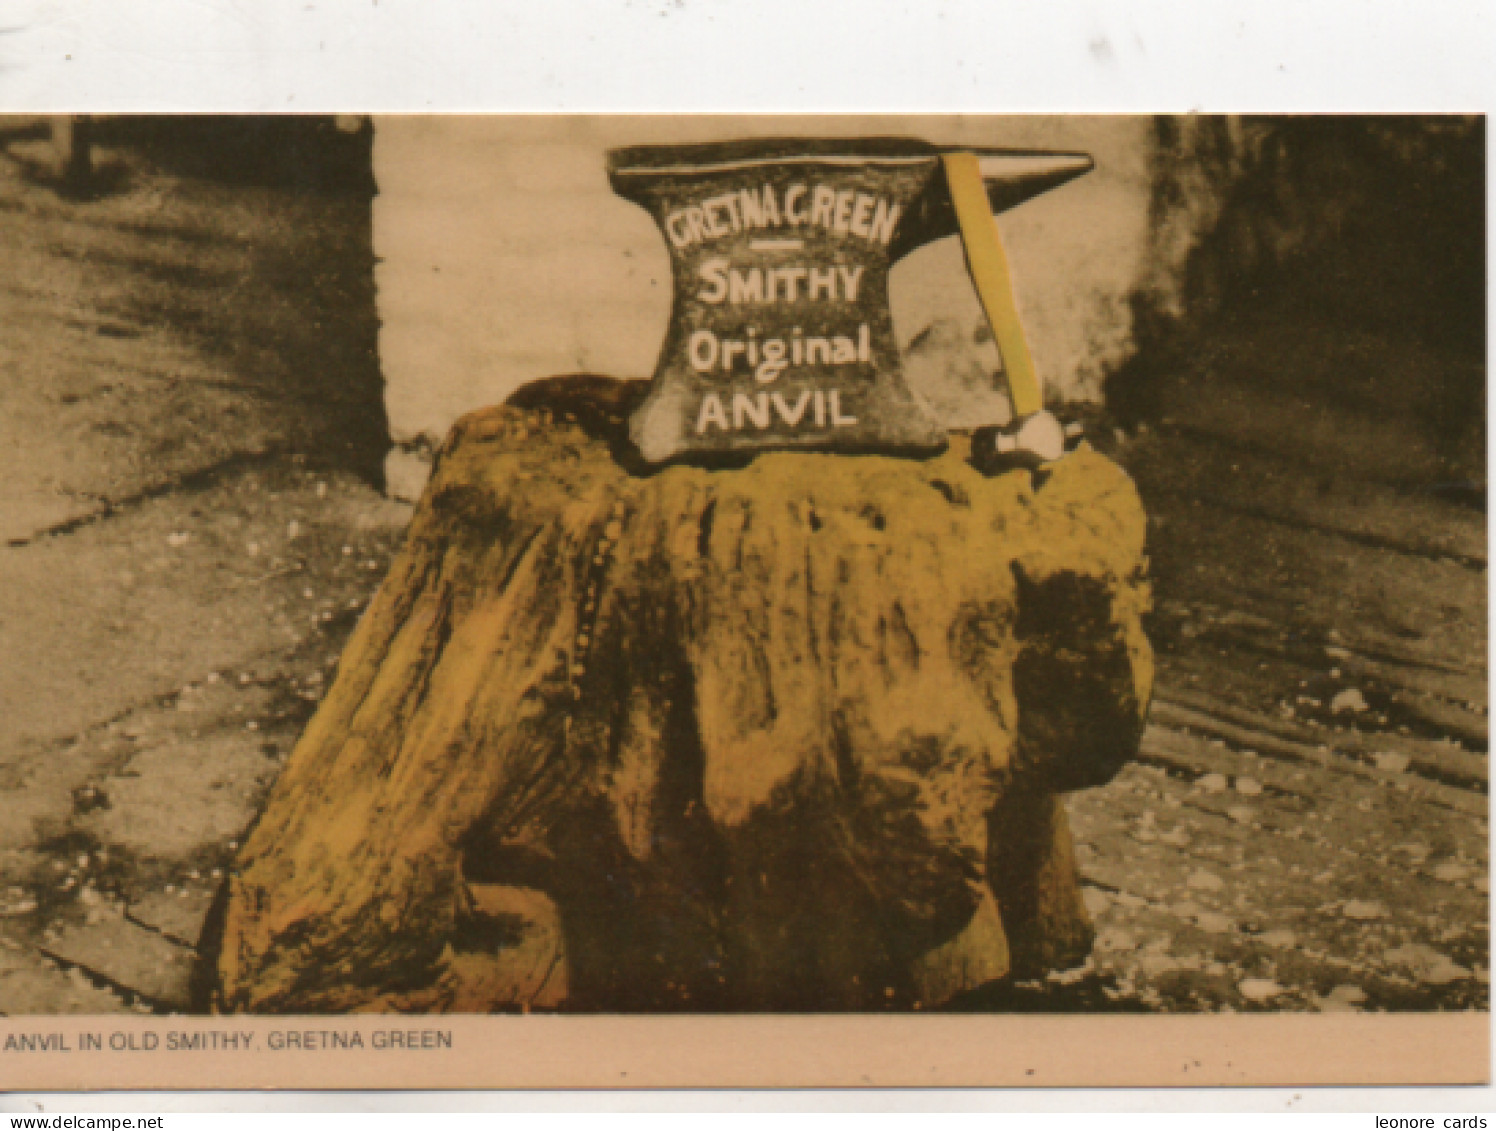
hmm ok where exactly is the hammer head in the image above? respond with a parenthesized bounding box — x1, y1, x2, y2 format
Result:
(971, 410, 1069, 473)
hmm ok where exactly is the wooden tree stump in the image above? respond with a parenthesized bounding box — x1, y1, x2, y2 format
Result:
(212, 376, 1153, 1013)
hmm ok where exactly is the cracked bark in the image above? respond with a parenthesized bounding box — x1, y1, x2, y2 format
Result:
(213, 376, 1153, 1013)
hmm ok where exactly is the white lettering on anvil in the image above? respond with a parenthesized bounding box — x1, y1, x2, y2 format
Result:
(694, 390, 858, 435)
(697, 259, 864, 305)
(687, 324, 872, 382)
(665, 183, 901, 250)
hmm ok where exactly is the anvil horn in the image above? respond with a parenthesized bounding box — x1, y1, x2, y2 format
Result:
(975, 151, 1095, 215)
(887, 147, 1094, 260)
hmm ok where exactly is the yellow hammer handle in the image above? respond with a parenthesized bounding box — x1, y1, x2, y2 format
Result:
(942, 152, 1044, 419)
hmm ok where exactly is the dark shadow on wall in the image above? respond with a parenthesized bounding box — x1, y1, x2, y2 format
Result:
(90, 115, 389, 487)
(100, 115, 377, 197)
(1107, 115, 1485, 498)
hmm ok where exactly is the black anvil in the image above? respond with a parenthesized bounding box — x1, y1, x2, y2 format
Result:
(608, 137, 1093, 463)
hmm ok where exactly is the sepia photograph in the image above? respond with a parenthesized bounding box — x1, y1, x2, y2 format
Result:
(0, 112, 1486, 1086)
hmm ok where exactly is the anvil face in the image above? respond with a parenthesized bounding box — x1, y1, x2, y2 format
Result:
(609, 138, 1092, 464)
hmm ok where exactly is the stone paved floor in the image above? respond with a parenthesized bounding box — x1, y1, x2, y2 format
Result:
(0, 127, 406, 1015)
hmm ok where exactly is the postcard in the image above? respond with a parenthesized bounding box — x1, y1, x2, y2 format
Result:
(0, 112, 1485, 1090)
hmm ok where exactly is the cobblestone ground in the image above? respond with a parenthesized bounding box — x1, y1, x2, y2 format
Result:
(0, 127, 1485, 1016)
(0, 126, 407, 1015)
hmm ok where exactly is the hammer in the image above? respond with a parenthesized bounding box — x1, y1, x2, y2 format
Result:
(943, 152, 1069, 469)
